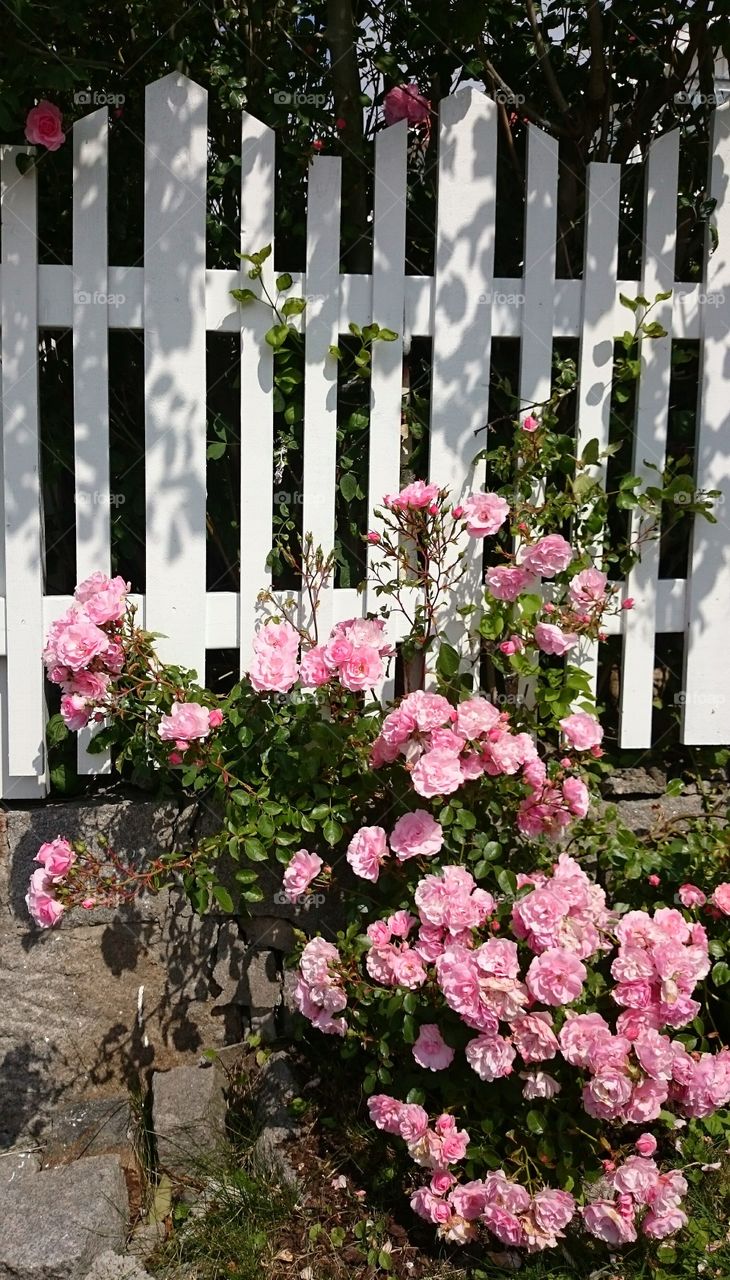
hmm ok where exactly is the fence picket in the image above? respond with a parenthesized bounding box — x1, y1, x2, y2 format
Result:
(238, 114, 275, 669)
(619, 132, 679, 749)
(144, 73, 208, 678)
(0, 147, 47, 795)
(301, 156, 341, 642)
(518, 126, 558, 419)
(574, 161, 621, 699)
(682, 104, 730, 743)
(72, 107, 112, 774)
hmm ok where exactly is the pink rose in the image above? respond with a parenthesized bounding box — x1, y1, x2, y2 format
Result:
(55, 616, 109, 671)
(60, 693, 91, 731)
(208, 708, 224, 728)
(248, 649, 299, 693)
(635, 1132, 658, 1157)
(413, 1024, 454, 1071)
(712, 882, 730, 915)
(25, 100, 65, 151)
(526, 948, 586, 1006)
(64, 670, 110, 701)
(612, 1156, 660, 1205)
(25, 868, 64, 928)
(347, 825, 388, 882)
(534, 622, 579, 655)
(562, 775, 589, 817)
(385, 480, 440, 509)
(643, 1208, 687, 1239)
(559, 1012, 612, 1067)
(462, 492, 510, 538)
(568, 567, 607, 607)
(522, 414, 539, 433)
(158, 702, 212, 744)
(559, 711, 604, 751)
(581, 1200, 637, 1245)
(367, 1094, 403, 1134)
(510, 1012, 559, 1064)
(35, 837, 75, 880)
(254, 619, 299, 656)
(390, 811, 444, 861)
(678, 883, 706, 908)
(583, 1069, 633, 1120)
(465, 1033, 516, 1081)
(383, 84, 430, 127)
(283, 849, 323, 898)
(532, 1188, 575, 1236)
(391, 949, 428, 989)
(521, 534, 574, 578)
(484, 565, 536, 602)
(338, 645, 383, 691)
(411, 748, 464, 798)
(396, 1103, 429, 1143)
(454, 697, 501, 739)
(521, 1070, 561, 1099)
(623, 1078, 668, 1124)
(298, 645, 331, 687)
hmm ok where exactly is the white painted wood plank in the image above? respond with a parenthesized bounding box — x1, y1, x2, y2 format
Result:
(573, 161, 621, 701)
(619, 131, 679, 748)
(238, 113, 276, 670)
(367, 120, 407, 594)
(0, 147, 47, 794)
(73, 107, 112, 774)
(301, 156, 341, 642)
(144, 73, 208, 679)
(682, 104, 730, 744)
(519, 126, 558, 415)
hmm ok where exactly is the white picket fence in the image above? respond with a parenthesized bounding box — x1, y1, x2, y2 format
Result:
(1, 75, 729, 798)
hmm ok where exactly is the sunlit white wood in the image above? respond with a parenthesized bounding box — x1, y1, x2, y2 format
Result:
(620, 131, 679, 748)
(682, 104, 730, 744)
(144, 73, 208, 678)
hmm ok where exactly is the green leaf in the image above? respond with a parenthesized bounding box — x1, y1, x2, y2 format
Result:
(46, 713, 69, 747)
(526, 1109, 544, 1134)
(275, 273, 293, 290)
(281, 296, 306, 318)
(207, 441, 226, 460)
(496, 867, 517, 895)
(436, 643, 460, 679)
(265, 323, 290, 349)
(323, 817, 343, 846)
(244, 838, 268, 862)
(212, 885, 234, 913)
(339, 472, 358, 501)
(230, 287, 258, 304)
(402, 1014, 417, 1044)
(712, 961, 730, 986)
(378, 328, 398, 341)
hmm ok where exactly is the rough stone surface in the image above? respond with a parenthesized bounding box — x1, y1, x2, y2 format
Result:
(602, 767, 667, 798)
(243, 949, 281, 1008)
(0, 1154, 129, 1279)
(83, 1252, 154, 1280)
(243, 915, 295, 952)
(614, 793, 706, 834)
(0, 1147, 41, 1187)
(152, 1064, 227, 1175)
(253, 1051, 299, 1184)
(0, 797, 239, 1143)
(211, 922, 248, 1004)
(39, 1096, 135, 1166)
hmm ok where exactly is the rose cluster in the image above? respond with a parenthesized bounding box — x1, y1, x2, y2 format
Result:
(43, 572, 129, 730)
(25, 837, 76, 928)
(248, 617, 393, 696)
(292, 937, 348, 1036)
(582, 1141, 688, 1243)
(158, 701, 224, 761)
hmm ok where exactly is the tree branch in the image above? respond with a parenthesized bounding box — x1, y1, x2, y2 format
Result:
(525, 0, 571, 117)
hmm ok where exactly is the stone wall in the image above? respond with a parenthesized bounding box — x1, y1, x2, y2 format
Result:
(0, 772, 717, 1146)
(0, 794, 336, 1146)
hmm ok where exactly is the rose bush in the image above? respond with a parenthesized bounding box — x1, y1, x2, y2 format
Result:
(30, 407, 730, 1262)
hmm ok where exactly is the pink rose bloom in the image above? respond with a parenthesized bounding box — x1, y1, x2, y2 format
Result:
(484, 565, 536, 602)
(82, 582, 128, 625)
(568, 568, 607, 607)
(678, 883, 706, 908)
(522, 414, 539, 433)
(413, 1024, 454, 1071)
(390, 811, 443, 861)
(454, 696, 501, 739)
(298, 645, 331, 687)
(25, 868, 64, 928)
(634, 1028, 674, 1080)
(388, 910, 417, 939)
(367, 1094, 403, 1134)
(103, 639, 125, 675)
(636, 1132, 658, 1157)
(559, 711, 604, 751)
(65, 669, 110, 701)
(562, 775, 589, 817)
(391, 948, 428, 989)
(643, 1207, 687, 1239)
(583, 1069, 633, 1120)
(385, 479, 440, 509)
(462, 492, 510, 538)
(511, 1012, 559, 1064)
(624, 1078, 668, 1124)
(283, 849, 323, 898)
(208, 708, 224, 728)
(449, 1179, 487, 1219)
(60, 692, 91, 731)
(520, 534, 573, 578)
(410, 1187, 451, 1225)
(55, 616, 109, 671)
(338, 645, 383, 691)
(582, 1200, 637, 1245)
(396, 1102, 430, 1143)
(521, 1070, 561, 1099)
(534, 623, 579, 656)
(35, 837, 75, 880)
(25, 100, 65, 151)
(383, 83, 430, 127)
(712, 882, 730, 914)
(255, 619, 299, 656)
(402, 690, 454, 732)
(411, 747, 464, 798)
(526, 949, 586, 1006)
(159, 702, 211, 744)
(346, 825, 388, 882)
(532, 1188, 575, 1237)
(612, 1156, 660, 1205)
(249, 648, 299, 693)
(465, 1033, 516, 1081)
(482, 1205, 526, 1248)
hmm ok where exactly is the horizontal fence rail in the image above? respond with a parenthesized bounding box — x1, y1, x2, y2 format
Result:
(1, 73, 729, 797)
